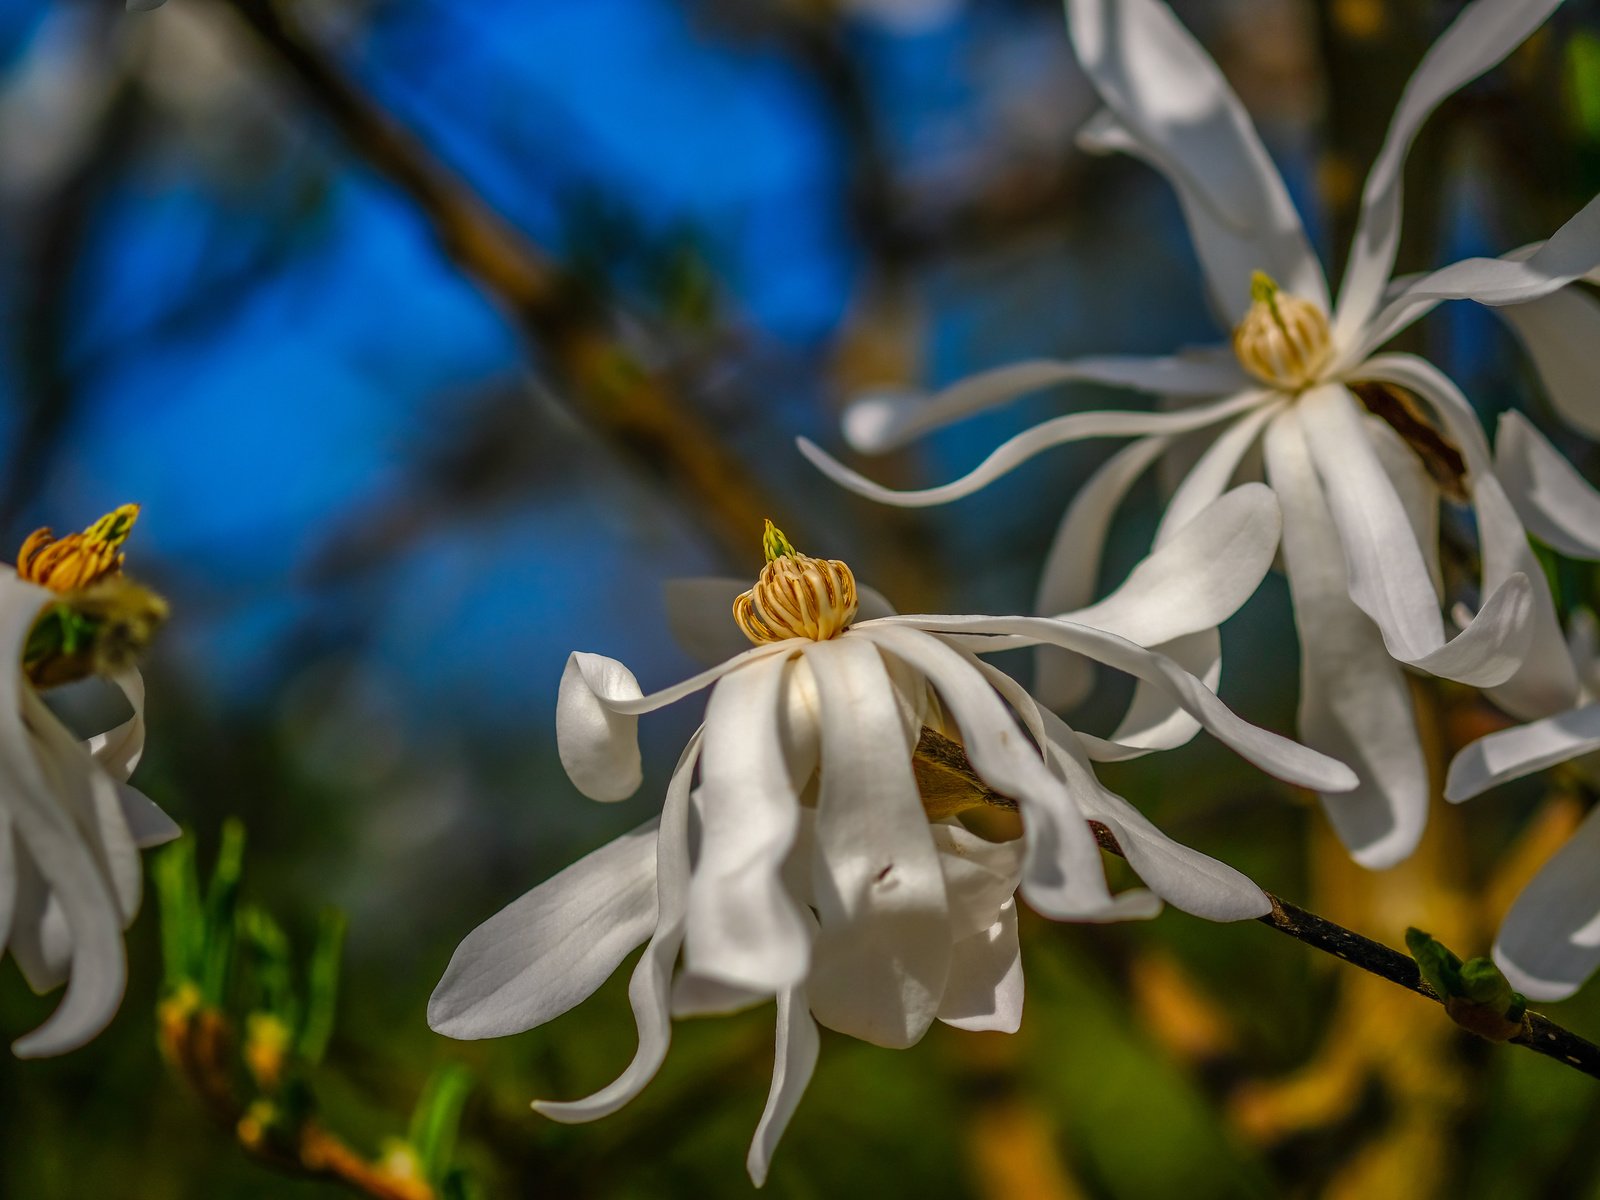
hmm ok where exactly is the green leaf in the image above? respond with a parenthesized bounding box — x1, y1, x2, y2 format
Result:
(1459, 956, 1518, 1010)
(407, 1064, 474, 1185)
(239, 905, 298, 1027)
(297, 909, 347, 1065)
(1405, 927, 1463, 999)
(152, 835, 203, 990)
(200, 820, 247, 1005)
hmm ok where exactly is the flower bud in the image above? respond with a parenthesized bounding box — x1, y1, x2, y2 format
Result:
(1232, 272, 1332, 390)
(734, 520, 858, 644)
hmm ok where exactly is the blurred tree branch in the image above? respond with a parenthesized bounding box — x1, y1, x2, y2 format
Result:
(208, 0, 804, 566)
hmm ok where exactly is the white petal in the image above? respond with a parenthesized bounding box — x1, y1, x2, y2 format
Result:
(428, 818, 661, 1039)
(670, 972, 767, 1019)
(798, 390, 1271, 509)
(938, 902, 1024, 1033)
(1362, 353, 1579, 718)
(1153, 402, 1283, 543)
(1094, 629, 1219, 757)
(860, 625, 1126, 921)
(1032, 436, 1170, 710)
(1062, 483, 1281, 647)
(745, 980, 820, 1187)
(9, 858, 72, 994)
(1493, 800, 1600, 1001)
(1334, 0, 1561, 341)
(801, 637, 950, 1049)
(535, 735, 702, 1121)
(844, 355, 1247, 454)
(1264, 407, 1428, 868)
(116, 784, 179, 850)
(0, 819, 13, 956)
(1065, 0, 1324, 321)
(556, 645, 790, 801)
(664, 579, 895, 668)
(87, 670, 145, 781)
(0, 576, 127, 1056)
(1363, 414, 1443, 597)
(1355, 192, 1600, 359)
(878, 614, 1359, 794)
(1296, 387, 1533, 686)
(1445, 705, 1600, 803)
(684, 654, 812, 991)
(1494, 411, 1600, 560)
(1497, 284, 1600, 439)
(931, 822, 1024, 938)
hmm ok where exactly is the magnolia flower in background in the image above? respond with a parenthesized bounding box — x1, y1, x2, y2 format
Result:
(800, 0, 1600, 871)
(0, 504, 176, 1057)
(430, 497, 1355, 1185)
(1444, 401, 1600, 1002)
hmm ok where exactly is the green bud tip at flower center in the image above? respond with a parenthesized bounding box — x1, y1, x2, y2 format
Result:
(1233, 270, 1332, 391)
(14, 504, 169, 688)
(734, 521, 859, 644)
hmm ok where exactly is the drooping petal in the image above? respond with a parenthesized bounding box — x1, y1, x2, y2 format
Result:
(798, 390, 1270, 509)
(88, 671, 145, 782)
(938, 902, 1024, 1033)
(1152, 401, 1283, 543)
(1295, 386, 1533, 687)
(1334, 0, 1562, 342)
(802, 637, 949, 1049)
(1493, 801, 1600, 1001)
(869, 614, 1359, 794)
(684, 653, 812, 992)
(0, 573, 128, 1057)
(1496, 283, 1600, 439)
(1362, 353, 1579, 718)
(1364, 415, 1443, 597)
(1094, 629, 1219, 757)
(8, 851, 72, 993)
(1064, 0, 1324, 321)
(1494, 411, 1600, 560)
(0, 819, 13, 956)
(1354, 192, 1600, 360)
(556, 645, 790, 801)
(664, 578, 895, 668)
(844, 355, 1246, 454)
(115, 784, 179, 850)
(1032, 436, 1171, 710)
(859, 624, 1130, 921)
(535, 735, 703, 1122)
(428, 819, 661, 1040)
(931, 822, 1024, 938)
(745, 980, 820, 1188)
(1264, 407, 1429, 868)
(1445, 705, 1600, 803)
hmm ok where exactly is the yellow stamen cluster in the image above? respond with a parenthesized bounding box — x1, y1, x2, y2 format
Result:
(17, 503, 140, 593)
(1232, 271, 1332, 391)
(734, 520, 858, 644)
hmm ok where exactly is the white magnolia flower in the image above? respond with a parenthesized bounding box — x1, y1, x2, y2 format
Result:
(0, 506, 177, 1056)
(430, 493, 1355, 1185)
(1444, 401, 1600, 1001)
(800, 0, 1600, 869)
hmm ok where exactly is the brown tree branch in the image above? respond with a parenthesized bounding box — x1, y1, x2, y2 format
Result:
(209, 0, 801, 565)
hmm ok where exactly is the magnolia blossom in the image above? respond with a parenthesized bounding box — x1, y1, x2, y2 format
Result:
(1442, 403, 1600, 1001)
(430, 494, 1355, 1185)
(800, 0, 1600, 869)
(0, 506, 176, 1056)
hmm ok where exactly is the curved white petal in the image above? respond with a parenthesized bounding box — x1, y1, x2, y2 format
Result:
(535, 736, 702, 1122)
(1065, 0, 1324, 320)
(1362, 353, 1580, 717)
(684, 654, 812, 992)
(1032, 435, 1171, 710)
(1355, 192, 1600, 359)
(876, 614, 1358, 794)
(932, 822, 1024, 938)
(1494, 411, 1600, 560)
(1153, 401, 1282, 543)
(1445, 705, 1600, 803)
(745, 980, 820, 1187)
(0, 819, 12, 956)
(1493, 800, 1600, 1001)
(1093, 629, 1219, 757)
(843, 354, 1246, 454)
(1335, 0, 1562, 341)
(1497, 284, 1600, 439)
(9, 854, 72, 994)
(938, 902, 1024, 1033)
(0, 574, 126, 1057)
(860, 625, 1126, 921)
(664, 578, 895, 668)
(801, 637, 949, 1049)
(799, 390, 1270, 509)
(115, 784, 179, 850)
(1296, 387, 1533, 687)
(1364, 414, 1443, 597)
(1264, 408, 1428, 868)
(429, 818, 660, 1039)
(88, 671, 145, 782)
(556, 645, 790, 801)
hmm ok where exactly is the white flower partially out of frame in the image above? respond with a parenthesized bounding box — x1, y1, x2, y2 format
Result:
(0, 568, 177, 1057)
(798, 0, 1595, 870)
(429, 490, 1356, 1186)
